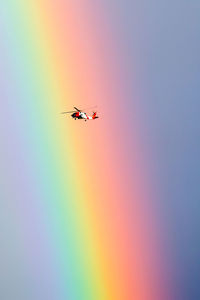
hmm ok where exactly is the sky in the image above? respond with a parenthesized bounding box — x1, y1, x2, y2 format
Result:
(0, 1, 200, 300)
(119, 1, 200, 298)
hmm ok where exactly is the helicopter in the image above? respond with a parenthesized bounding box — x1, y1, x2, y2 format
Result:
(61, 107, 99, 121)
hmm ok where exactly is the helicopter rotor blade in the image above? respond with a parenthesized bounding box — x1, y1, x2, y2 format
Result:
(74, 107, 82, 112)
(61, 106, 98, 114)
(61, 111, 76, 114)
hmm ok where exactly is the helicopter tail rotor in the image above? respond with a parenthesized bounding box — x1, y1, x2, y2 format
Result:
(92, 112, 99, 119)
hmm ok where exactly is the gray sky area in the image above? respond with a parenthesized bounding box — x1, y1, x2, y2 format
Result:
(106, 1, 200, 299)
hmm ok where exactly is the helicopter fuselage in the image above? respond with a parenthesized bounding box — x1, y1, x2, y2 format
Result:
(61, 107, 98, 120)
(71, 112, 88, 120)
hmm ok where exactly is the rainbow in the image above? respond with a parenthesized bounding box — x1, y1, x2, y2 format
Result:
(1, 1, 172, 299)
